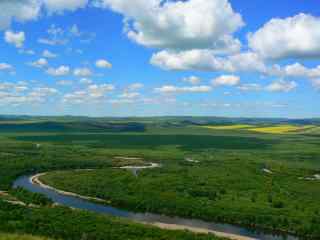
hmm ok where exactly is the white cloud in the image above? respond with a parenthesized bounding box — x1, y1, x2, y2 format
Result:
(182, 76, 201, 85)
(29, 58, 48, 68)
(0, 82, 58, 106)
(96, 59, 112, 69)
(249, 14, 320, 59)
(212, 75, 240, 87)
(63, 91, 87, 104)
(128, 83, 144, 91)
(311, 79, 320, 90)
(74, 67, 92, 77)
(151, 49, 231, 72)
(43, 0, 89, 14)
(0, 0, 41, 30)
(4, 30, 25, 48)
(38, 25, 68, 45)
(237, 83, 262, 91)
(282, 63, 308, 77)
(42, 49, 57, 58)
(38, 38, 67, 45)
(119, 92, 140, 99)
(30, 87, 58, 97)
(0, 63, 13, 71)
(154, 85, 212, 94)
(19, 49, 35, 55)
(150, 50, 266, 73)
(88, 84, 114, 98)
(63, 83, 115, 104)
(109, 99, 135, 105)
(14, 85, 29, 92)
(267, 63, 320, 79)
(228, 52, 266, 72)
(70, 24, 81, 36)
(57, 80, 73, 86)
(266, 80, 297, 92)
(0, 1, 90, 30)
(95, 0, 243, 52)
(79, 78, 93, 84)
(47, 65, 70, 76)
(68, 24, 96, 43)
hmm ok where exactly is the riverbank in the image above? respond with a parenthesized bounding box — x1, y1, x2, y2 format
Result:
(30, 173, 107, 204)
(30, 171, 258, 240)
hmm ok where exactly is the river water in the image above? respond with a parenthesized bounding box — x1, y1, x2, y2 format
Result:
(13, 175, 299, 240)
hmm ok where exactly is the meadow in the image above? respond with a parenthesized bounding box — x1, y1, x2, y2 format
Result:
(0, 117, 319, 239)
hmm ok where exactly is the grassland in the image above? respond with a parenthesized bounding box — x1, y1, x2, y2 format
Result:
(0, 117, 319, 239)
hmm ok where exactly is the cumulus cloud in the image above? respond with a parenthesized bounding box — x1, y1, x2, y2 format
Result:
(29, 58, 48, 68)
(43, 0, 89, 14)
(182, 76, 201, 85)
(151, 50, 266, 73)
(0, 82, 58, 106)
(38, 25, 68, 45)
(57, 80, 73, 86)
(30, 87, 58, 97)
(96, 59, 112, 69)
(19, 49, 35, 55)
(79, 78, 93, 84)
(42, 49, 57, 58)
(4, 30, 25, 48)
(154, 85, 212, 94)
(249, 14, 320, 59)
(0, 0, 90, 30)
(267, 63, 320, 80)
(0, 63, 14, 71)
(311, 79, 320, 90)
(237, 83, 262, 92)
(0, 0, 41, 30)
(87, 84, 114, 98)
(266, 80, 297, 92)
(74, 67, 92, 77)
(127, 83, 144, 91)
(212, 75, 240, 87)
(63, 83, 115, 104)
(119, 92, 140, 99)
(95, 0, 243, 52)
(151, 49, 229, 71)
(47, 65, 70, 76)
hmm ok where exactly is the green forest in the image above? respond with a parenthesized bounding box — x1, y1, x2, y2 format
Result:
(0, 117, 319, 239)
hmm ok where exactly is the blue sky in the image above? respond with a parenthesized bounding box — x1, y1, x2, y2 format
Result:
(0, 0, 320, 118)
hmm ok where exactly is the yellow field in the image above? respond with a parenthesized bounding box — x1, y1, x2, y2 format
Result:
(203, 124, 254, 130)
(202, 124, 317, 134)
(249, 125, 313, 134)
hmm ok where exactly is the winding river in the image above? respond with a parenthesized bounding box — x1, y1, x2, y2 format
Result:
(13, 171, 299, 240)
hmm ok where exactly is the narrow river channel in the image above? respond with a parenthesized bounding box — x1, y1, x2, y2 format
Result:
(13, 174, 299, 240)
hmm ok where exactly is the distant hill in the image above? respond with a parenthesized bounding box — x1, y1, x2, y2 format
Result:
(0, 120, 145, 133)
(0, 115, 319, 132)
